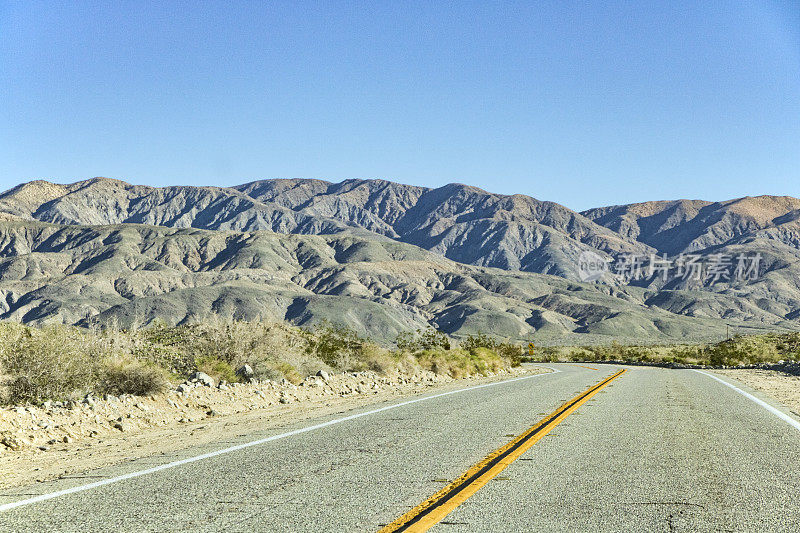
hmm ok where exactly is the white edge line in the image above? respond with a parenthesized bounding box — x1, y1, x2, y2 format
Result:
(693, 369, 800, 432)
(0, 367, 562, 513)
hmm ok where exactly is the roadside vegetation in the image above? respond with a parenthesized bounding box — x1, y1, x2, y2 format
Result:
(0, 320, 522, 406)
(527, 332, 800, 367)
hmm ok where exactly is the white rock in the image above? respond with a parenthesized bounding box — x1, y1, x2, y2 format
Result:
(236, 364, 255, 379)
(190, 372, 215, 387)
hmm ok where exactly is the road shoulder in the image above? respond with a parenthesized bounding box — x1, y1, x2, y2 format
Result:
(0, 366, 550, 490)
(710, 368, 800, 418)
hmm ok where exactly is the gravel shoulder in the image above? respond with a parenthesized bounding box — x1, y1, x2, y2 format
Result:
(713, 368, 800, 416)
(0, 366, 548, 490)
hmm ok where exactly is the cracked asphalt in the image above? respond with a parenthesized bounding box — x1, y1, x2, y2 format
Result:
(2, 364, 799, 532)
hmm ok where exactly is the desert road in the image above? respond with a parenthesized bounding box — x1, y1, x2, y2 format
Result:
(2, 364, 800, 532)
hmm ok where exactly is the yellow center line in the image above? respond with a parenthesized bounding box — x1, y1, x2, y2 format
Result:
(572, 364, 599, 371)
(378, 369, 626, 532)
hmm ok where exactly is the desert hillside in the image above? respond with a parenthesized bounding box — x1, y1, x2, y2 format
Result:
(0, 178, 798, 343)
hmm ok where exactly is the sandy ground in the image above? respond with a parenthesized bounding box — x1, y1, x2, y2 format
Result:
(714, 368, 800, 416)
(0, 366, 548, 490)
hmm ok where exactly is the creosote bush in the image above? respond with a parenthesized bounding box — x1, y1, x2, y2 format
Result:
(415, 347, 505, 379)
(461, 333, 523, 367)
(395, 328, 451, 351)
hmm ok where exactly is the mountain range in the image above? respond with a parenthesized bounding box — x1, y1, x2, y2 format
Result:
(0, 177, 797, 344)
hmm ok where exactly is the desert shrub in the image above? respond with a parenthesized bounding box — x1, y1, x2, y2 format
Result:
(99, 357, 169, 396)
(494, 342, 523, 367)
(415, 348, 462, 377)
(418, 328, 451, 350)
(137, 320, 318, 380)
(307, 321, 365, 368)
(0, 325, 107, 404)
(700, 335, 781, 367)
(394, 330, 418, 351)
(415, 347, 504, 378)
(132, 343, 194, 377)
(265, 362, 302, 384)
(461, 332, 497, 352)
(189, 321, 253, 365)
(169, 321, 251, 367)
(460, 333, 521, 366)
(525, 341, 711, 366)
(134, 322, 198, 375)
(395, 328, 451, 352)
(704, 342, 733, 366)
(0, 318, 524, 404)
(773, 332, 800, 358)
(524, 332, 800, 368)
(466, 347, 505, 375)
(360, 342, 399, 374)
(526, 346, 567, 363)
(139, 319, 182, 345)
(254, 365, 284, 382)
(195, 356, 237, 383)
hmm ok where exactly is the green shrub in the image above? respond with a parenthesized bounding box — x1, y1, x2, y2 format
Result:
(494, 342, 523, 367)
(418, 328, 451, 350)
(195, 356, 237, 384)
(415, 347, 504, 378)
(270, 362, 302, 384)
(461, 332, 497, 353)
(307, 321, 365, 368)
(395, 330, 418, 351)
(395, 328, 451, 352)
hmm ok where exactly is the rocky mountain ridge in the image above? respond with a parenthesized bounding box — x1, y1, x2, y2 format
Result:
(0, 177, 797, 342)
(0, 178, 653, 279)
(5, 178, 799, 275)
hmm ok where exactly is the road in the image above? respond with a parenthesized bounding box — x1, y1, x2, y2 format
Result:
(2, 364, 800, 532)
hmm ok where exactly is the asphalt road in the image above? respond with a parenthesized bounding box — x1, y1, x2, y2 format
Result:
(2, 364, 800, 532)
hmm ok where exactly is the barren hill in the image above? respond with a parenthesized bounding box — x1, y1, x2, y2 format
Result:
(1, 220, 794, 344)
(0, 178, 798, 343)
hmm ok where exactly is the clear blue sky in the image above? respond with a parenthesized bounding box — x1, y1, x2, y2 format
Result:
(1, 1, 798, 211)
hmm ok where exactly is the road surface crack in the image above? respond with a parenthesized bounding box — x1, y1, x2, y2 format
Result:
(621, 501, 705, 509)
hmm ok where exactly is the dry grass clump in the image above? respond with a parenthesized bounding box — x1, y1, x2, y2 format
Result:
(0, 325, 105, 404)
(99, 357, 170, 396)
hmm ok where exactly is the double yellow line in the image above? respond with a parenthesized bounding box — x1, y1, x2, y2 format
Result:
(379, 369, 626, 532)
